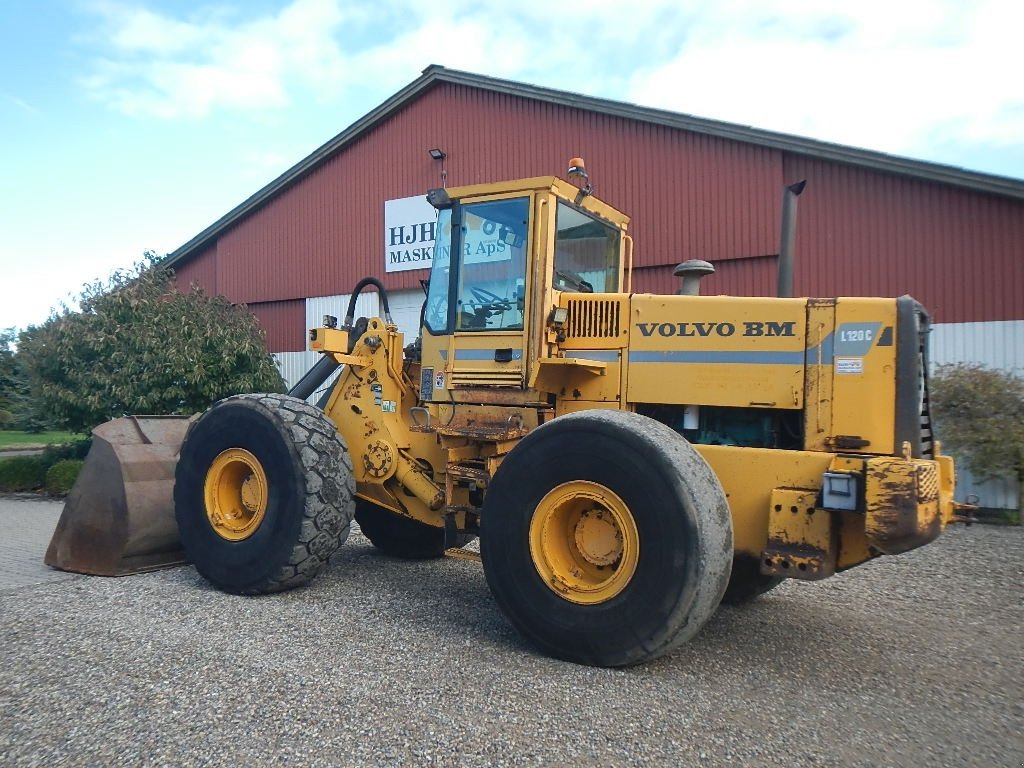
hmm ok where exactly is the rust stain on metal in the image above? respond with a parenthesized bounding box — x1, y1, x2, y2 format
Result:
(761, 487, 837, 580)
(761, 543, 835, 580)
(865, 459, 943, 555)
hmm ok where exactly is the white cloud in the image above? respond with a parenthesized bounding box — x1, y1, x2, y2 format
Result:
(80, 0, 351, 118)
(75, 0, 1023, 176)
(625, 0, 1023, 162)
(77, 0, 690, 119)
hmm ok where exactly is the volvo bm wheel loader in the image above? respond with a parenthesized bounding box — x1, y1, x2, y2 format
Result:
(47, 164, 967, 667)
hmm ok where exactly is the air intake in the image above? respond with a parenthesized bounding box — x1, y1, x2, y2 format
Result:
(565, 297, 624, 340)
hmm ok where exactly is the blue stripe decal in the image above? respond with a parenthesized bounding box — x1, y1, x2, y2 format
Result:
(630, 350, 806, 365)
(443, 349, 523, 361)
(805, 332, 834, 365)
(566, 350, 620, 362)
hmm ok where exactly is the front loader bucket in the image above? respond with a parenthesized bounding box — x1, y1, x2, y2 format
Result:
(45, 415, 194, 576)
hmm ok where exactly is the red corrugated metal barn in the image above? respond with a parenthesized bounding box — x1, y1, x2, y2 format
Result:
(165, 65, 1024, 507)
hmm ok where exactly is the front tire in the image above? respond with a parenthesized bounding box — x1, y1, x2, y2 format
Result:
(481, 410, 733, 667)
(174, 394, 356, 594)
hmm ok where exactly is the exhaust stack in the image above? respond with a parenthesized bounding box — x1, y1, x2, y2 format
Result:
(777, 180, 807, 298)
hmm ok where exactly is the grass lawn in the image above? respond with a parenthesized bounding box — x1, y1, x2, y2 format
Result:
(0, 430, 82, 448)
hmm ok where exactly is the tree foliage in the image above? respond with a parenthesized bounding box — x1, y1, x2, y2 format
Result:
(929, 364, 1024, 484)
(0, 327, 36, 430)
(18, 255, 285, 433)
(0, 328, 17, 428)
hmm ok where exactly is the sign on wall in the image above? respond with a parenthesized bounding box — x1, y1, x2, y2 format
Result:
(384, 195, 438, 273)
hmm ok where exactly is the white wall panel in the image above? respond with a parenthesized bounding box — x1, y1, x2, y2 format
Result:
(273, 351, 344, 404)
(930, 320, 1024, 375)
(387, 288, 427, 338)
(953, 470, 1018, 512)
(272, 351, 338, 403)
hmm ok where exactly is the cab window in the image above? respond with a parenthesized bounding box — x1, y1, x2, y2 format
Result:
(553, 202, 620, 293)
(425, 197, 529, 333)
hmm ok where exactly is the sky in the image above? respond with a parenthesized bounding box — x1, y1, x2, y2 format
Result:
(1, 0, 1021, 333)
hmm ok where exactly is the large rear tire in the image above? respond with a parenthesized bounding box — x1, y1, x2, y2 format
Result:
(174, 393, 356, 594)
(481, 410, 733, 667)
(355, 499, 472, 559)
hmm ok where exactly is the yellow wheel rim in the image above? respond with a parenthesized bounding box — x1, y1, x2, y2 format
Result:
(203, 448, 269, 541)
(529, 480, 640, 605)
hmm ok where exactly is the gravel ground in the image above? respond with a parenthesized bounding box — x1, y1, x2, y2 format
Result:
(1, 520, 1021, 768)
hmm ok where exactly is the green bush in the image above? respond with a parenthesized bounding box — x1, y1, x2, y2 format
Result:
(45, 459, 83, 497)
(0, 456, 47, 492)
(40, 438, 92, 465)
(0, 439, 92, 496)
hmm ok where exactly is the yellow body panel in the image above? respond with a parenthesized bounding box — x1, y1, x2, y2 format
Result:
(626, 295, 807, 409)
(830, 298, 898, 455)
(446, 176, 631, 232)
(696, 445, 832, 557)
(318, 319, 448, 524)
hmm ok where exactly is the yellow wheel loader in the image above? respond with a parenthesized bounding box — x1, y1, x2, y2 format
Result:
(47, 163, 967, 667)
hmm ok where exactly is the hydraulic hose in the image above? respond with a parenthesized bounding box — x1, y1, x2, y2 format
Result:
(344, 277, 393, 327)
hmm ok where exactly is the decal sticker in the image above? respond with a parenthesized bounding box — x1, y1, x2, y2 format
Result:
(435, 371, 446, 390)
(834, 322, 881, 357)
(835, 357, 864, 375)
(420, 367, 434, 401)
(635, 320, 796, 338)
(370, 382, 383, 407)
(381, 400, 397, 413)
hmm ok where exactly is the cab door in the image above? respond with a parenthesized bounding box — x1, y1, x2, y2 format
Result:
(421, 194, 533, 398)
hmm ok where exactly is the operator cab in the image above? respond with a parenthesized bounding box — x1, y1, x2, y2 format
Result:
(418, 175, 630, 403)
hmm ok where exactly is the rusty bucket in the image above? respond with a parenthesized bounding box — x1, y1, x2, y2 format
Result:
(45, 415, 193, 576)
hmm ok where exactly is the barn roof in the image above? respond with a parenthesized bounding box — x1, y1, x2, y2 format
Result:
(165, 64, 1024, 269)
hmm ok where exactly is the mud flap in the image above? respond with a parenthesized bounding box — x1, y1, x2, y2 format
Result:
(45, 416, 194, 576)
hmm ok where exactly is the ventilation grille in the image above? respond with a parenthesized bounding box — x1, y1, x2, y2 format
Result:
(566, 297, 623, 339)
(449, 371, 523, 388)
(918, 312, 934, 459)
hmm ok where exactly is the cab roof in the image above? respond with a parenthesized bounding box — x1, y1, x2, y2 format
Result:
(444, 176, 630, 231)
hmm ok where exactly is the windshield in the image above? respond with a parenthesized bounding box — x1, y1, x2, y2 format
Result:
(553, 202, 620, 293)
(425, 197, 529, 333)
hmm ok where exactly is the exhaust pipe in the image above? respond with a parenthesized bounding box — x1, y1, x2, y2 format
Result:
(777, 180, 807, 298)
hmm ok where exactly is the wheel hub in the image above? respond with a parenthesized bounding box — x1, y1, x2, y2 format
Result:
(203, 448, 269, 541)
(574, 509, 623, 566)
(529, 480, 639, 605)
(240, 475, 262, 512)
